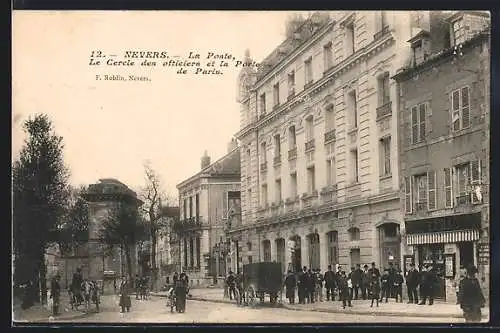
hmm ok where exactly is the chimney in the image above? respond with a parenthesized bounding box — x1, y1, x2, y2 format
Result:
(201, 150, 211, 170)
(227, 138, 238, 153)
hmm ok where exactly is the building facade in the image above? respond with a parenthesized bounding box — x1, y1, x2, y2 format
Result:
(229, 11, 427, 274)
(393, 11, 490, 302)
(175, 140, 241, 287)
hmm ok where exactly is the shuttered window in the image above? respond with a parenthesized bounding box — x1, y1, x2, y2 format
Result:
(444, 167, 453, 208)
(427, 171, 437, 211)
(470, 160, 482, 204)
(404, 176, 412, 214)
(451, 86, 471, 132)
(411, 103, 427, 144)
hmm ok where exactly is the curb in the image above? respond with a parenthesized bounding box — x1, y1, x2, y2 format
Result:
(151, 293, 487, 319)
(13, 309, 95, 323)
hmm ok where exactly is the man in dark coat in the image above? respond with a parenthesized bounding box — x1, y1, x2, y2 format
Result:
(419, 264, 438, 305)
(368, 262, 381, 279)
(226, 271, 237, 300)
(71, 268, 84, 305)
(387, 262, 397, 298)
(361, 264, 370, 300)
(393, 268, 404, 302)
(175, 273, 188, 313)
(306, 269, 315, 304)
(284, 270, 297, 304)
(297, 266, 307, 304)
(235, 271, 244, 305)
(338, 271, 352, 309)
(406, 263, 420, 304)
(380, 269, 390, 302)
(134, 274, 141, 300)
(458, 265, 485, 323)
(351, 264, 362, 300)
(324, 265, 336, 301)
(50, 273, 61, 316)
(335, 265, 343, 302)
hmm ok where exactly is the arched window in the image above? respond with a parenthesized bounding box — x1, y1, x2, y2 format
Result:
(325, 104, 335, 132)
(275, 238, 286, 267)
(308, 233, 320, 270)
(348, 227, 361, 241)
(262, 240, 271, 262)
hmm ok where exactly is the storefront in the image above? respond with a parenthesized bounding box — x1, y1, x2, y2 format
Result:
(404, 212, 481, 301)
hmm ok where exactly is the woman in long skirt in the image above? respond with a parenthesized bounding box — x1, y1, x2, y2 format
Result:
(119, 277, 132, 313)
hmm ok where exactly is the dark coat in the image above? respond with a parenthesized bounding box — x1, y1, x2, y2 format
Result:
(406, 269, 420, 287)
(351, 268, 362, 286)
(458, 277, 485, 310)
(370, 280, 381, 298)
(324, 270, 336, 288)
(284, 273, 296, 298)
(337, 276, 349, 300)
(50, 278, 61, 301)
(368, 267, 381, 279)
(393, 273, 404, 286)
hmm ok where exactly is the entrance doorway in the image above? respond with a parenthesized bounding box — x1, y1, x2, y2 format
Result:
(378, 223, 401, 269)
(417, 244, 446, 299)
(308, 233, 320, 270)
(458, 242, 474, 269)
(290, 235, 301, 273)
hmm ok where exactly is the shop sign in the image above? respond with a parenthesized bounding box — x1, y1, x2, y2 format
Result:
(444, 244, 455, 254)
(477, 243, 489, 264)
(405, 213, 481, 234)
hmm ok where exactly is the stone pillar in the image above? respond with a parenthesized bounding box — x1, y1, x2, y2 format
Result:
(270, 238, 276, 262)
(180, 238, 185, 269)
(301, 234, 309, 269)
(320, 233, 328, 271)
(193, 236, 198, 268)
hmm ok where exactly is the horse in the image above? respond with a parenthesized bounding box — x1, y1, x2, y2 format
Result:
(81, 280, 100, 312)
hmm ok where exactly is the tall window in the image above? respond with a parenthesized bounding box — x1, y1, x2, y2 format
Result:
(456, 163, 470, 197)
(275, 179, 282, 203)
(274, 134, 281, 157)
(260, 93, 266, 114)
(307, 166, 316, 193)
(189, 196, 193, 218)
(380, 137, 391, 176)
(377, 11, 387, 32)
(261, 184, 268, 207)
(183, 198, 187, 219)
(414, 173, 428, 211)
(451, 86, 470, 131)
(305, 116, 314, 142)
(326, 159, 336, 185)
(325, 104, 335, 131)
(273, 82, 280, 107)
(412, 41, 424, 66)
(308, 233, 320, 270)
(404, 176, 413, 213)
(378, 73, 390, 106)
(427, 171, 437, 210)
(189, 237, 194, 267)
(351, 149, 359, 183)
(345, 22, 355, 55)
(263, 240, 271, 262)
(195, 237, 201, 267)
(288, 126, 297, 147)
(327, 231, 339, 265)
(350, 248, 361, 267)
(348, 90, 358, 128)
(183, 239, 188, 268)
(411, 103, 427, 144)
(290, 172, 298, 197)
(195, 194, 200, 221)
(260, 142, 267, 163)
(288, 71, 295, 96)
(304, 57, 313, 85)
(323, 42, 333, 71)
(349, 227, 360, 241)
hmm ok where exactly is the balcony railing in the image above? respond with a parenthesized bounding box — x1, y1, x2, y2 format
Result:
(260, 161, 268, 172)
(376, 101, 392, 119)
(287, 88, 295, 101)
(273, 155, 281, 166)
(171, 217, 202, 235)
(374, 25, 390, 40)
(305, 139, 315, 152)
(415, 202, 427, 212)
(288, 147, 297, 160)
(304, 80, 314, 90)
(324, 129, 336, 143)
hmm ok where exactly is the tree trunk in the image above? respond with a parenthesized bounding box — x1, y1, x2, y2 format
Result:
(150, 227, 158, 291)
(124, 244, 133, 283)
(39, 255, 48, 305)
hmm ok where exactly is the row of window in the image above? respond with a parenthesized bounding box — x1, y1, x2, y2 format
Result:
(182, 194, 199, 221)
(404, 160, 482, 214)
(410, 86, 471, 145)
(258, 12, 390, 116)
(182, 236, 201, 268)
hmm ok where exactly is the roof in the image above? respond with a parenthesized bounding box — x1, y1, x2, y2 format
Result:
(159, 206, 180, 218)
(407, 29, 430, 44)
(177, 147, 241, 189)
(83, 178, 143, 205)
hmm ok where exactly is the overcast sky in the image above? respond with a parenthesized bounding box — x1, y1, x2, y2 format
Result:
(12, 10, 311, 198)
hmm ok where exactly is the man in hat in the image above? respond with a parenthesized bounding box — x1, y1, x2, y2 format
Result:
(458, 265, 485, 323)
(368, 262, 381, 279)
(297, 266, 307, 304)
(324, 265, 336, 301)
(405, 263, 420, 304)
(361, 264, 370, 300)
(226, 270, 236, 300)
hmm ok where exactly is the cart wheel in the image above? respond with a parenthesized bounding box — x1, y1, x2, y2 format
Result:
(270, 292, 277, 304)
(245, 285, 257, 307)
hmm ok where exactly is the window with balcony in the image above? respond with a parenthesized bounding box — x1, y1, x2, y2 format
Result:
(324, 104, 335, 144)
(273, 82, 280, 107)
(288, 71, 296, 98)
(446, 160, 482, 207)
(379, 136, 391, 176)
(260, 142, 267, 163)
(410, 103, 427, 144)
(327, 231, 339, 265)
(275, 179, 282, 203)
(375, 11, 388, 39)
(456, 163, 470, 201)
(326, 158, 336, 186)
(307, 166, 316, 194)
(304, 57, 313, 86)
(290, 172, 298, 198)
(413, 173, 428, 212)
(274, 134, 281, 162)
(195, 193, 200, 221)
(451, 86, 470, 132)
(259, 93, 266, 115)
(261, 184, 268, 207)
(323, 42, 333, 71)
(345, 22, 355, 55)
(305, 115, 314, 142)
(350, 149, 359, 183)
(347, 90, 358, 128)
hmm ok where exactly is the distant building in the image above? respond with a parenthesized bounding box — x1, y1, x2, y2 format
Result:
(175, 139, 240, 287)
(59, 178, 143, 291)
(155, 205, 180, 286)
(393, 11, 490, 302)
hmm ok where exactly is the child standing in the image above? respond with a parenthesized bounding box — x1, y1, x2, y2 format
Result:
(370, 274, 381, 307)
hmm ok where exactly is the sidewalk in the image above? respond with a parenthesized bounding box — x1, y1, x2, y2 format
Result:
(12, 292, 99, 323)
(151, 288, 489, 320)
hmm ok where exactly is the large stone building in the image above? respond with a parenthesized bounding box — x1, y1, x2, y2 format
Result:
(229, 11, 426, 274)
(175, 140, 241, 287)
(393, 11, 490, 301)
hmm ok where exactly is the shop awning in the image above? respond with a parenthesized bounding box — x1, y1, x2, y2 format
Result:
(406, 229, 480, 246)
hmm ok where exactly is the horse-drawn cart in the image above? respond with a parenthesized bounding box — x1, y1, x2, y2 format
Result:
(242, 262, 283, 307)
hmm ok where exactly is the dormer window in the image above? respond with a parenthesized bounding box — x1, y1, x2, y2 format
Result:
(447, 11, 490, 47)
(408, 29, 430, 67)
(451, 19, 466, 46)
